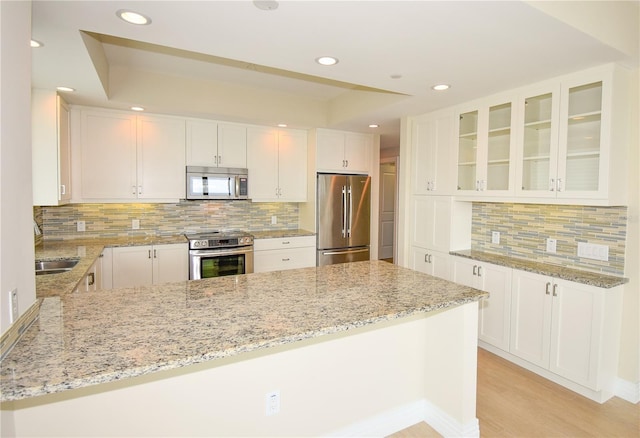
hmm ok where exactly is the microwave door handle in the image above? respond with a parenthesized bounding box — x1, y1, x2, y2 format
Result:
(235, 175, 240, 198)
(228, 177, 232, 196)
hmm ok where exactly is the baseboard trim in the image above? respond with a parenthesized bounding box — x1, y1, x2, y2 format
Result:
(326, 398, 480, 437)
(615, 378, 640, 404)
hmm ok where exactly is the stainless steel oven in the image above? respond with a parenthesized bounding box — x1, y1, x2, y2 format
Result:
(186, 231, 254, 280)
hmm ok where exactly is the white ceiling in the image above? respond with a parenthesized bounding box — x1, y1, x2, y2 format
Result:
(31, 1, 639, 149)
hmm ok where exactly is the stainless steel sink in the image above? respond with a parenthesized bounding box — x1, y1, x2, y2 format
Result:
(35, 259, 79, 275)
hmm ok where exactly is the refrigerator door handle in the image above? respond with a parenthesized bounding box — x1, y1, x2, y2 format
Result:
(347, 185, 353, 237)
(341, 185, 347, 238)
(321, 248, 369, 256)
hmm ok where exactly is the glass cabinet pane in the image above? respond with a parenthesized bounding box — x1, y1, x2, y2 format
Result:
(457, 111, 478, 191)
(521, 93, 553, 191)
(565, 82, 602, 191)
(487, 103, 511, 190)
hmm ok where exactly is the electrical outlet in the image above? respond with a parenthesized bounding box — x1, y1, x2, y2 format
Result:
(77, 221, 85, 232)
(271, 216, 277, 225)
(265, 390, 280, 416)
(132, 219, 140, 230)
(491, 231, 500, 244)
(9, 289, 18, 324)
(546, 238, 557, 253)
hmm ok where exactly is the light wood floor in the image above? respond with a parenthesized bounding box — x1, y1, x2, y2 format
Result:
(389, 348, 640, 437)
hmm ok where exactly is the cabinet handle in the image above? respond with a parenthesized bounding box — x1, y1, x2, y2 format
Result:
(431, 181, 436, 191)
(424, 254, 428, 263)
(428, 254, 433, 263)
(218, 155, 222, 164)
(545, 282, 551, 295)
(549, 178, 555, 192)
(154, 249, 157, 258)
(60, 184, 66, 195)
(473, 265, 477, 275)
(138, 186, 142, 195)
(282, 241, 290, 245)
(87, 272, 95, 286)
(133, 185, 137, 195)
(148, 250, 152, 259)
(282, 258, 290, 262)
(477, 266, 482, 277)
(556, 178, 563, 192)
(552, 283, 558, 297)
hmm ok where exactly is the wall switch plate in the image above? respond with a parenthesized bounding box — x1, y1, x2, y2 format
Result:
(9, 289, 18, 324)
(546, 238, 557, 253)
(578, 242, 609, 261)
(265, 390, 280, 416)
(132, 219, 140, 230)
(77, 221, 85, 232)
(271, 216, 277, 225)
(491, 231, 500, 244)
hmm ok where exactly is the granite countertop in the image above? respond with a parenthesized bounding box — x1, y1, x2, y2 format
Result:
(35, 235, 188, 298)
(251, 229, 315, 239)
(0, 260, 486, 402)
(450, 250, 627, 289)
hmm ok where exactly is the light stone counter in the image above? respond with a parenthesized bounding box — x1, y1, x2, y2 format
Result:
(250, 229, 315, 239)
(0, 260, 486, 402)
(450, 250, 627, 288)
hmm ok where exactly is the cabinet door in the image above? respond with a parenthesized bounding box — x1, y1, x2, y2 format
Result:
(510, 270, 552, 368)
(477, 263, 512, 351)
(344, 133, 370, 173)
(81, 110, 137, 199)
(58, 98, 72, 203)
(515, 86, 561, 198)
(137, 115, 186, 199)
(549, 280, 602, 389)
(152, 243, 188, 284)
(186, 120, 218, 167)
(485, 101, 516, 194)
(254, 247, 315, 273)
(112, 246, 153, 288)
(247, 127, 279, 200)
(217, 123, 247, 168)
(316, 130, 345, 171)
(455, 109, 480, 192)
(277, 129, 307, 201)
(412, 196, 451, 252)
(450, 256, 478, 288)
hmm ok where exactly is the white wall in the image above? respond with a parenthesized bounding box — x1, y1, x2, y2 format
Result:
(0, 1, 36, 334)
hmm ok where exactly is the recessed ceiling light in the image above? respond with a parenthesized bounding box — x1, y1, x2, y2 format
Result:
(131, 106, 145, 112)
(116, 9, 152, 25)
(432, 84, 450, 91)
(390, 74, 402, 79)
(316, 56, 338, 66)
(30, 39, 43, 48)
(253, 0, 279, 10)
(369, 124, 379, 128)
(277, 123, 288, 128)
(56, 86, 75, 92)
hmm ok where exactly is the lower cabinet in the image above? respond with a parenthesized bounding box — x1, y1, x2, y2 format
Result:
(111, 243, 188, 288)
(450, 256, 512, 351)
(510, 270, 621, 392)
(254, 236, 315, 273)
(73, 257, 102, 293)
(410, 247, 450, 280)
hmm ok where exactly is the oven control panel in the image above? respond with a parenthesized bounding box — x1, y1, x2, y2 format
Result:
(188, 235, 254, 249)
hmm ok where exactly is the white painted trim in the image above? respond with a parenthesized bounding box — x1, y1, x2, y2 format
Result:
(614, 378, 640, 404)
(326, 398, 480, 438)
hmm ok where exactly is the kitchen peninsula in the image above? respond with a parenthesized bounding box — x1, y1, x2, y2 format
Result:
(1, 261, 486, 437)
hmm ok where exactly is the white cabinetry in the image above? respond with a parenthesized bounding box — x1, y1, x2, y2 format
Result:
(510, 269, 622, 394)
(254, 236, 315, 273)
(112, 243, 188, 288)
(410, 247, 450, 279)
(451, 257, 512, 351)
(32, 89, 72, 206)
(186, 120, 247, 168)
(79, 110, 186, 201)
(455, 94, 517, 196)
(247, 127, 307, 201)
(316, 129, 371, 174)
(411, 109, 454, 195)
(73, 257, 102, 294)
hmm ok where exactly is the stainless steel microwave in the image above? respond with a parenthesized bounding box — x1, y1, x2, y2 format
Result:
(186, 166, 249, 200)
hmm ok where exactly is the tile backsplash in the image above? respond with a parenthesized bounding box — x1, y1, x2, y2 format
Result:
(40, 201, 300, 240)
(471, 203, 626, 276)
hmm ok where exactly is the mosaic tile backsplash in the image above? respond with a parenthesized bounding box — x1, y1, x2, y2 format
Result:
(471, 203, 626, 276)
(40, 201, 300, 240)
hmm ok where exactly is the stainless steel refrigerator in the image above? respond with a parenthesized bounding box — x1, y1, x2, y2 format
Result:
(316, 173, 371, 266)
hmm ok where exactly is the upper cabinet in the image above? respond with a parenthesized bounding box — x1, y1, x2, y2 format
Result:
(186, 120, 247, 168)
(78, 109, 186, 201)
(32, 89, 72, 206)
(451, 63, 631, 205)
(316, 129, 372, 174)
(247, 126, 307, 202)
(455, 95, 517, 197)
(411, 109, 454, 195)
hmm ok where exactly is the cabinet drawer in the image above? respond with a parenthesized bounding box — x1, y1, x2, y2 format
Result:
(254, 247, 315, 273)
(254, 235, 315, 251)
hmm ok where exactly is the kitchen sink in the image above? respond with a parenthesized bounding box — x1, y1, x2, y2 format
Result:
(35, 259, 79, 276)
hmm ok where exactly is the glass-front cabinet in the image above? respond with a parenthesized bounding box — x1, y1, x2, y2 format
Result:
(455, 96, 516, 197)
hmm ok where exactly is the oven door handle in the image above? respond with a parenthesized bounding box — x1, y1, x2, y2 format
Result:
(190, 247, 253, 257)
